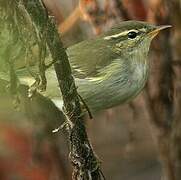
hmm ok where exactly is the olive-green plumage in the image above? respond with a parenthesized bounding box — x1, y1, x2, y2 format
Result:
(50, 21, 171, 112)
(6, 21, 171, 112)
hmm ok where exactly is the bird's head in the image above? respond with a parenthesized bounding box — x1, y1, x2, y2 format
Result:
(102, 21, 171, 55)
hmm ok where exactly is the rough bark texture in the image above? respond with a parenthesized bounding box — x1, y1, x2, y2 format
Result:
(21, 0, 102, 179)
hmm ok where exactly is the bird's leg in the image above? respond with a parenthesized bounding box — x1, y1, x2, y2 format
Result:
(52, 84, 94, 133)
(72, 85, 93, 119)
(37, 32, 48, 92)
(78, 93, 93, 119)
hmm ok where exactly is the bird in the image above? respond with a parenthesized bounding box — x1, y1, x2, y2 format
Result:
(1, 21, 171, 112)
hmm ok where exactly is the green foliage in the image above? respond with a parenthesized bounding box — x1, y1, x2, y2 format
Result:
(0, 0, 52, 95)
(0, 0, 41, 72)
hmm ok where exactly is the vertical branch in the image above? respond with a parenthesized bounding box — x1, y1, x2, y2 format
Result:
(145, 0, 175, 180)
(155, 0, 174, 127)
(169, 1, 181, 180)
(21, 0, 102, 179)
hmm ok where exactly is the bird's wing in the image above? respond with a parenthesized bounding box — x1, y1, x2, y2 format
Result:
(67, 38, 119, 79)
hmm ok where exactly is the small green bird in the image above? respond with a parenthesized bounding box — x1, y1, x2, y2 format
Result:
(13, 21, 172, 112)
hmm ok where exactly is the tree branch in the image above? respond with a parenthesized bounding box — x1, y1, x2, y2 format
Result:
(21, 0, 102, 179)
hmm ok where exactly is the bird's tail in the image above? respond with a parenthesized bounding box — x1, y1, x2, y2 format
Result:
(51, 98, 64, 111)
(0, 70, 64, 110)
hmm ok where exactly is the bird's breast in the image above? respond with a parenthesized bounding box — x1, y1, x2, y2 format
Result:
(78, 61, 149, 112)
(107, 62, 149, 105)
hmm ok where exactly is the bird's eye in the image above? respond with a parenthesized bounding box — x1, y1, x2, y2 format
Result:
(128, 31, 137, 39)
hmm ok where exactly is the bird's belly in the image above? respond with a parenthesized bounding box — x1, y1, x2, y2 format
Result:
(79, 66, 148, 112)
(49, 64, 148, 112)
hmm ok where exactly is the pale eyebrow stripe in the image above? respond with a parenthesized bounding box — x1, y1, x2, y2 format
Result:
(139, 28, 147, 32)
(104, 29, 139, 40)
(104, 28, 146, 40)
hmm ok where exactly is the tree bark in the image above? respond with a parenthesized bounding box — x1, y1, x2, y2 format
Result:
(21, 0, 102, 179)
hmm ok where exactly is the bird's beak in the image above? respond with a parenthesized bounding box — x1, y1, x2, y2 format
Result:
(148, 25, 172, 38)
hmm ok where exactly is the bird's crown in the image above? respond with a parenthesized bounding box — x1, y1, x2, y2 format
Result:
(103, 21, 156, 43)
(102, 20, 171, 50)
